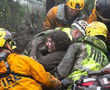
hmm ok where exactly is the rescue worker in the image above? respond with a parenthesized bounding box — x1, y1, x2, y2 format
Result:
(55, 21, 109, 88)
(0, 28, 61, 90)
(55, 20, 88, 41)
(88, 0, 110, 32)
(43, 0, 85, 30)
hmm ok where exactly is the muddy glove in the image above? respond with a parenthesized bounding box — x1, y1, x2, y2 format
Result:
(61, 78, 73, 88)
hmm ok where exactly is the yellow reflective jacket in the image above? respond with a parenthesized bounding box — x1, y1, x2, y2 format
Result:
(0, 53, 61, 90)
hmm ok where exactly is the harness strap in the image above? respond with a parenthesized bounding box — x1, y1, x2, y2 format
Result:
(10, 72, 34, 79)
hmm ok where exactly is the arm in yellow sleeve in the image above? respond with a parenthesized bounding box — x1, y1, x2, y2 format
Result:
(28, 57, 61, 88)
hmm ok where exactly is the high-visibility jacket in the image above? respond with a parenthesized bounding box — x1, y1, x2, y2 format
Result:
(56, 36, 109, 81)
(0, 53, 61, 90)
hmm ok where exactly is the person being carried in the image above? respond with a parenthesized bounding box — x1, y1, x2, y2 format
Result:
(0, 28, 61, 90)
(27, 30, 71, 74)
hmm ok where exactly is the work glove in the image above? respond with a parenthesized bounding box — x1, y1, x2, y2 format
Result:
(61, 78, 73, 88)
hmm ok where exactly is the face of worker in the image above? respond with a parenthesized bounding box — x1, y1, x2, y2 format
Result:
(72, 29, 83, 39)
(67, 7, 80, 19)
(45, 37, 56, 52)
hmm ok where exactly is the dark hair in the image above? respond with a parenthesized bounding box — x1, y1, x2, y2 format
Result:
(47, 30, 71, 51)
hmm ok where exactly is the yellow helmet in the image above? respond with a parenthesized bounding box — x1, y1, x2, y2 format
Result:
(0, 28, 16, 49)
(66, 0, 84, 10)
(86, 21, 108, 38)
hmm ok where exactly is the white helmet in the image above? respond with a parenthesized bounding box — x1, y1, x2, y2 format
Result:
(71, 20, 88, 35)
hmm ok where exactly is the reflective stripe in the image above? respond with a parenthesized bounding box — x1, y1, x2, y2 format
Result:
(56, 4, 67, 21)
(0, 74, 21, 88)
(2, 79, 6, 87)
(5, 61, 10, 72)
